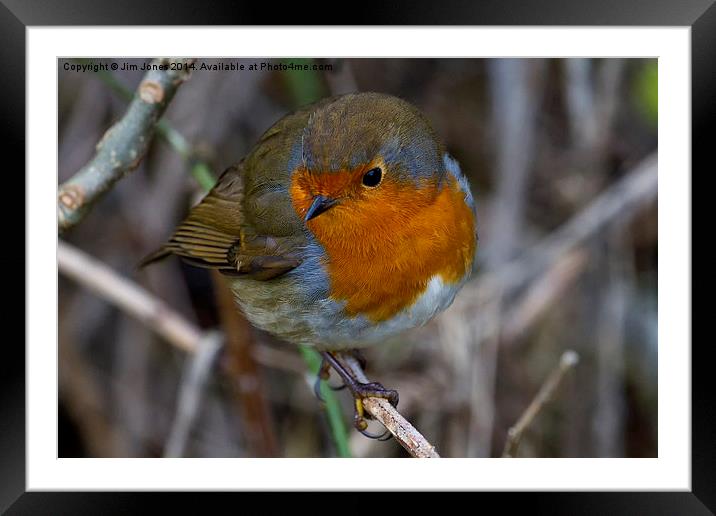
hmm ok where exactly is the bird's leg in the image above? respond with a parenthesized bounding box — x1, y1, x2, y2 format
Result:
(322, 349, 363, 392)
(313, 354, 349, 403)
(319, 351, 399, 440)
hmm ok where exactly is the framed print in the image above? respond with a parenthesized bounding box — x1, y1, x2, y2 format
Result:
(6, 0, 708, 511)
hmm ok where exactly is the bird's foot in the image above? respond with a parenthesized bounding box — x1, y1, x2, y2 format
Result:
(317, 351, 399, 441)
(350, 382, 399, 441)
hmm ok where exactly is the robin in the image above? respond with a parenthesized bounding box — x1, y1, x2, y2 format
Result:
(142, 92, 478, 438)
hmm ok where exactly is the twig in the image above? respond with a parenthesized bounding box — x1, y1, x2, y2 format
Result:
(502, 152, 657, 295)
(58, 240, 203, 353)
(76, 58, 216, 191)
(58, 58, 195, 233)
(459, 151, 658, 313)
(502, 249, 588, 342)
(502, 350, 579, 457)
(164, 331, 223, 457)
(340, 355, 440, 458)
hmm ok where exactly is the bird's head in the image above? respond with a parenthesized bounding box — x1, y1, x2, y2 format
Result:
(289, 92, 447, 240)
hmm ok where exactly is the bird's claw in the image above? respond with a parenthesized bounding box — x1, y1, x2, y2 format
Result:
(354, 416, 392, 441)
(315, 351, 400, 442)
(351, 387, 397, 441)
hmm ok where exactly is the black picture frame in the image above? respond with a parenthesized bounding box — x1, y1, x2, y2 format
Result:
(6, 0, 707, 511)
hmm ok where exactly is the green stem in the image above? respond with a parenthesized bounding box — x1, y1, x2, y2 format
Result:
(299, 346, 352, 457)
(190, 162, 219, 192)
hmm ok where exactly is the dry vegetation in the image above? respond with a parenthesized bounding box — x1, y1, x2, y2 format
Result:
(58, 58, 658, 458)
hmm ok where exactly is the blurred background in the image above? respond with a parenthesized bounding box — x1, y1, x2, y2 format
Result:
(58, 58, 657, 458)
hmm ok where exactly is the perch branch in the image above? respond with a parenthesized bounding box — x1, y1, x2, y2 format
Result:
(58, 240, 203, 353)
(58, 58, 195, 233)
(340, 354, 440, 458)
(502, 350, 579, 457)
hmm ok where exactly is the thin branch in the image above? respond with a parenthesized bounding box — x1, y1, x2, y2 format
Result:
(58, 240, 203, 353)
(502, 249, 588, 342)
(164, 331, 223, 458)
(498, 152, 657, 296)
(58, 58, 195, 233)
(340, 354, 440, 458)
(75, 58, 216, 191)
(502, 350, 579, 458)
(459, 151, 658, 313)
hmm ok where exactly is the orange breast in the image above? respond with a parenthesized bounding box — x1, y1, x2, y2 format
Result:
(291, 170, 476, 323)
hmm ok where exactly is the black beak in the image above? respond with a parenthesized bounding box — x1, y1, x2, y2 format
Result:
(304, 195, 338, 222)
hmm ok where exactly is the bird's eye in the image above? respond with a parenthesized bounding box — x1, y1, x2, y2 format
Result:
(362, 167, 383, 187)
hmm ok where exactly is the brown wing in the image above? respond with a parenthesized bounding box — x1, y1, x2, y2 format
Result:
(139, 162, 301, 280)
